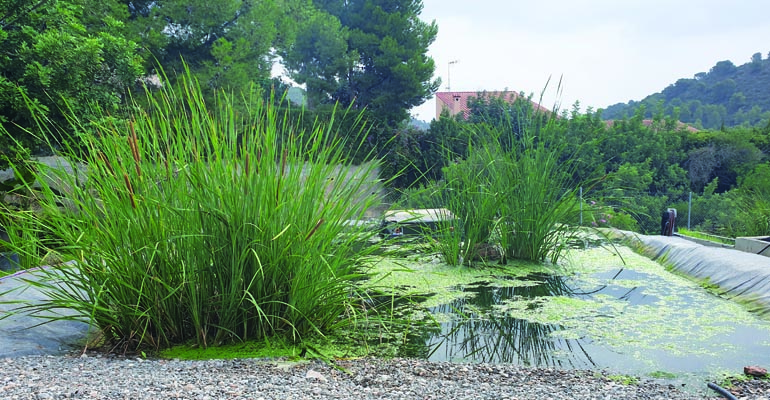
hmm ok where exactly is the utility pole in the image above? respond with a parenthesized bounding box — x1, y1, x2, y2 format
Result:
(447, 60, 459, 91)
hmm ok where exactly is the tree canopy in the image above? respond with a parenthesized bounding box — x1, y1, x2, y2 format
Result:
(122, 0, 290, 93)
(1, 0, 441, 166)
(284, 0, 440, 128)
(602, 52, 770, 129)
(0, 0, 142, 162)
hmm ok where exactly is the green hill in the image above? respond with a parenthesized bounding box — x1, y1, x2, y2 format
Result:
(602, 52, 770, 129)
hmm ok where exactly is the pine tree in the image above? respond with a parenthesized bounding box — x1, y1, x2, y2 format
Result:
(285, 0, 440, 128)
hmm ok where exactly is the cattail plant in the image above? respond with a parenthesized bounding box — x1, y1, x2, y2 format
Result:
(2, 69, 388, 352)
(431, 89, 586, 265)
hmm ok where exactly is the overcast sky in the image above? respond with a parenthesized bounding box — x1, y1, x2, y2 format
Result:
(411, 0, 770, 121)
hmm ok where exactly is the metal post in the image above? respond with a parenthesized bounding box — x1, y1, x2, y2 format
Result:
(447, 60, 459, 91)
(579, 187, 583, 226)
(688, 191, 692, 230)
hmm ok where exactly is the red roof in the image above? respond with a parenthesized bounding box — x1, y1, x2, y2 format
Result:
(436, 91, 549, 120)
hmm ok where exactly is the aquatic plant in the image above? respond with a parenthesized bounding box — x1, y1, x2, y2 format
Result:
(494, 122, 583, 264)
(432, 94, 589, 265)
(0, 70, 388, 352)
(439, 144, 504, 265)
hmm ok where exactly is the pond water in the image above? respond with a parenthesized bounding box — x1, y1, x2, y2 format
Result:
(388, 246, 770, 387)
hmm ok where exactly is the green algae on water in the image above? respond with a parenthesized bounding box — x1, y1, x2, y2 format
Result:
(364, 253, 555, 308)
(161, 240, 770, 383)
(159, 326, 412, 362)
(489, 246, 770, 359)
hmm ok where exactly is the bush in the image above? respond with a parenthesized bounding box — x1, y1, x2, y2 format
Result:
(2, 71, 387, 352)
(605, 212, 639, 231)
(432, 108, 587, 265)
(584, 201, 640, 232)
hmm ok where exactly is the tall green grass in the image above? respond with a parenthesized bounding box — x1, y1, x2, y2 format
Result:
(431, 102, 586, 265)
(3, 73, 387, 351)
(439, 142, 503, 265)
(495, 128, 582, 264)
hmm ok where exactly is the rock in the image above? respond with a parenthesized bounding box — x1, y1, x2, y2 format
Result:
(305, 369, 328, 382)
(745, 365, 768, 377)
(471, 243, 502, 261)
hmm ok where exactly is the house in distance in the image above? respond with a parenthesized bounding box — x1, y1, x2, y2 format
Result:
(435, 91, 549, 120)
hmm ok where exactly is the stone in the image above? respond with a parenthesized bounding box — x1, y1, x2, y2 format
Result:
(305, 369, 327, 382)
(472, 243, 502, 261)
(744, 366, 768, 377)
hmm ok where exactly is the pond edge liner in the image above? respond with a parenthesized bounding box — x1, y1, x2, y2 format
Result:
(611, 229, 770, 318)
(0, 265, 49, 281)
(0, 262, 73, 282)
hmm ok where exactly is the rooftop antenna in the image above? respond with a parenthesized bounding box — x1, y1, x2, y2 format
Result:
(447, 60, 459, 91)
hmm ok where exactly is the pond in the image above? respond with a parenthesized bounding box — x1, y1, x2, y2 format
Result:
(372, 244, 770, 388)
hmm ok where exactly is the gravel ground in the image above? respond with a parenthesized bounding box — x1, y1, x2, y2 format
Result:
(2, 354, 769, 399)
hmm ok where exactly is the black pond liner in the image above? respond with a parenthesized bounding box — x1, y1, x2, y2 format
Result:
(0, 263, 92, 357)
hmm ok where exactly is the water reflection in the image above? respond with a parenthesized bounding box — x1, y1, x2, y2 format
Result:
(394, 260, 770, 389)
(418, 274, 599, 368)
(576, 268, 659, 305)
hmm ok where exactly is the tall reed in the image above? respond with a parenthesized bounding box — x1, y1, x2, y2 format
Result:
(495, 125, 583, 264)
(434, 98, 585, 265)
(3, 72, 386, 351)
(440, 142, 502, 265)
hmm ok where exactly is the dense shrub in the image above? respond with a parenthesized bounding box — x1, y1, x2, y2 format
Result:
(2, 72, 387, 352)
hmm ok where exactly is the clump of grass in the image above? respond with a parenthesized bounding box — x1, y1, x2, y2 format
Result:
(2, 71, 387, 352)
(439, 143, 503, 265)
(606, 374, 641, 385)
(494, 120, 584, 264)
(433, 95, 587, 265)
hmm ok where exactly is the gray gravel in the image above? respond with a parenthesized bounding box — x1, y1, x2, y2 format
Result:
(2, 354, 766, 399)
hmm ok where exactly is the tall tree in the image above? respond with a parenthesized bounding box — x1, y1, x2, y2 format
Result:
(280, 3, 353, 109)
(286, 0, 439, 128)
(0, 0, 143, 164)
(123, 0, 290, 94)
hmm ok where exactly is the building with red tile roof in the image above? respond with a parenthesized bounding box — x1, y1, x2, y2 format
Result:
(435, 91, 549, 120)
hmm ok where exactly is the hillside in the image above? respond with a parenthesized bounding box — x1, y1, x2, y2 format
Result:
(602, 52, 770, 129)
